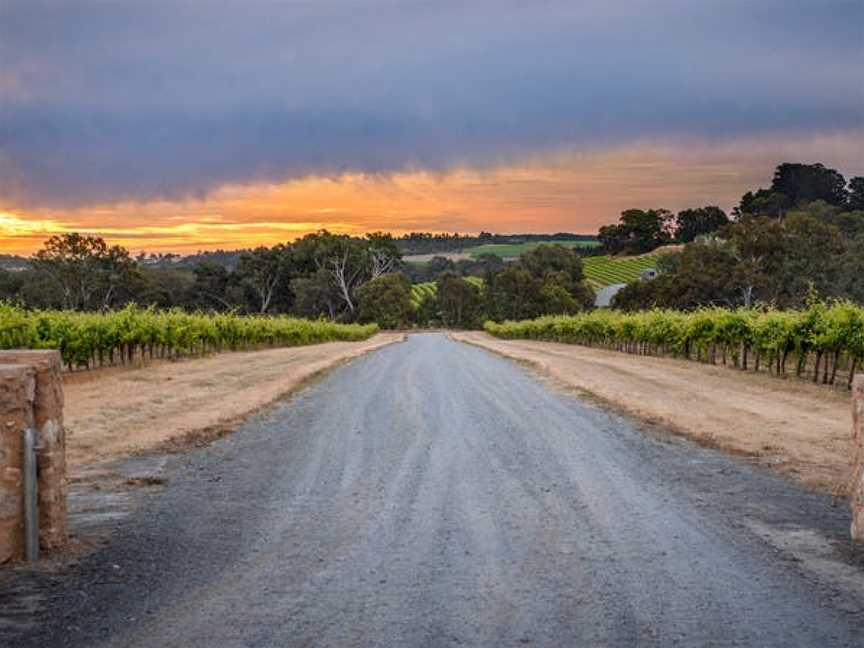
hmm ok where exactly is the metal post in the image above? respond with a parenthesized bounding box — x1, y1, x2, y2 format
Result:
(23, 427, 39, 561)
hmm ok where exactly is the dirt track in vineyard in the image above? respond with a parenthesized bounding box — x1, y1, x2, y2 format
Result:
(10, 333, 862, 647)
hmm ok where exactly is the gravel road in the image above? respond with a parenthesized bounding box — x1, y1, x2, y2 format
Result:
(11, 333, 864, 646)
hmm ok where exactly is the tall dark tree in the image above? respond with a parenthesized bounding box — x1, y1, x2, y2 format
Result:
(291, 231, 401, 317)
(720, 218, 789, 307)
(778, 213, 846, 303)
(485, 245, 594, 320)
(770, 162, 847, 207)
(838, 234, 864, 303)
(736, 162, 848, 220)
(31, 233, 138, 311)
(598, 209, 673, 254)
(519, 244, 586, 284)
(356, 273, 413, 329)
(674, 206, 729, 242)
(436, 273, 483, 329)
(847, 176, 864, 211)
(485, 265, 540, 321)
(736, 189, 789, 220)
(191, 261, 237, 311)
(234, 244, 292, 313)
(290, 269, 341, 319)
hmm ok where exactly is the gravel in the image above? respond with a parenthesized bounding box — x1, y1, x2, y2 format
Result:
(9, 333, 863, 647)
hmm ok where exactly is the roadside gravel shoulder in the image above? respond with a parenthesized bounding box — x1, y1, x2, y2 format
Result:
(63, 333, 405, 467)
(451, 331, 852, 493)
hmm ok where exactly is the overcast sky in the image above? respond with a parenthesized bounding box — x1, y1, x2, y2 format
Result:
(1, 1, 862, 250)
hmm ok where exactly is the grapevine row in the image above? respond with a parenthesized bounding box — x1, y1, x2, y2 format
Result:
(485, 302, 864, 388)
(409, 277, 483, 309)
(0, 303, 378, 370)
(582, 255, 660, 289)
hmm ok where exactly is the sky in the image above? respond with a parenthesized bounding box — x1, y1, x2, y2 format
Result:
(1, 0, 863, 254)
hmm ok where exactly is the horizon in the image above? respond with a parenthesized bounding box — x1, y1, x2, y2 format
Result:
(2, 1, 863, 254)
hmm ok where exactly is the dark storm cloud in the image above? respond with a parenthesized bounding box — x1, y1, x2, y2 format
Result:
(1, 0, 862, 207)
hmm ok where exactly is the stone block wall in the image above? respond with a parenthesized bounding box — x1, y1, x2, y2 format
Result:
(0, 364, 36, 562)
(0, 350, 67, 562)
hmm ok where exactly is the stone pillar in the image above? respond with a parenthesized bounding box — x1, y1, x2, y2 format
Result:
(0, 350, 67, 551)
(853, 374, 864, 543)
(0, 364, 35, 563)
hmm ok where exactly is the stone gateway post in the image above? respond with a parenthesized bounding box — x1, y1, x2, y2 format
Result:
(853, 375, 864, 543)
(0, 350, 66, 562)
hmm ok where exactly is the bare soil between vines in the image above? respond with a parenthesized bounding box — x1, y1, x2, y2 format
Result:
(452, 331, 853, 494)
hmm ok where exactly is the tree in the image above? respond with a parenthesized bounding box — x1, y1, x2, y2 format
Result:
(356, 273, 413, 329)
(0, 267, 63, 308)
(770, 162, 847, 207)
(436, 273, 483, 329)
(838, 234, 864, 303)
(736, 189, 789, 220)
(610, 279, 659, 311)
(290, 269, 341, 320)
(234, 245, 291, 313)
(484, 245, 594, 320)
(191, 261, 238, 311)
(291, 231, 400, 317)
(598, 209, 673, 255)
(735, 162, 848, 220)
(519, 244, 586, 285)
(720, 218, 788, 307)
(365, 232, 402, 280)
(485, 265, 538, 321)
(674, 206, 729, 243)
(654, 243, 741, 308)
(778, 213, 846, 304)
(138, 268, 197, 309)
(31, 233, 138, 311)
(847, 177, 864, 211)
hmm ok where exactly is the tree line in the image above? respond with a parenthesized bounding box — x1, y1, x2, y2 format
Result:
(611, 163, 864, 311)
(0, 231, 402, 319)
(394, 231, 595, 255)
(0, 231, 597, 330)
(598, 162, 863, 257)
(1, 160, 860, 328)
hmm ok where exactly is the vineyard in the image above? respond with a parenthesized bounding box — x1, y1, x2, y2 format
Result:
(582, 255, 660, 289)
(0, 303, 378, 370)
(485, 302, 864, 387)
(410, 277, 483, 308)
(410, 282, 437, 308)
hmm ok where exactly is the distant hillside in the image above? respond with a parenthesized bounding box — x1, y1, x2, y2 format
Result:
(463, 240, 600, 259)
(136, 249, 247, 270)
(0, 254, 30, 271)
(135, 234, 601, 270)
(395, 232, 598, 256)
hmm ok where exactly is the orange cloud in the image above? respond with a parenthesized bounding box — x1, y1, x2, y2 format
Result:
(1, 131, 861, 255)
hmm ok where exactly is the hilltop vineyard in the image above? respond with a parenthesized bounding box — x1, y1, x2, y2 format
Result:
(0, 304, 378, 370)
(485, 302, 864, 388)
(582, 255, 661, 289)
(410, 282, 438, 308)
(410, 277, 483, 308)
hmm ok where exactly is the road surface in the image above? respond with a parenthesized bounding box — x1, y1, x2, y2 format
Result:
(12, 334, 864, 646)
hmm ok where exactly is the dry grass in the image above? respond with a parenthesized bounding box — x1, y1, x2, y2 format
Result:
(453, 331, 853, 493)
(63, 333, 404, 467)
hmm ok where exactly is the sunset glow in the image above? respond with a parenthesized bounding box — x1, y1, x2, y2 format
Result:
(1, 2, 862, 254)
(2, 132, 861, 254)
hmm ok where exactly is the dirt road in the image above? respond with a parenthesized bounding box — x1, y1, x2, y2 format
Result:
(11, 334, 864, 646)
(453, 331, 853, 492)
